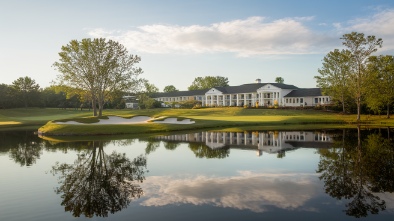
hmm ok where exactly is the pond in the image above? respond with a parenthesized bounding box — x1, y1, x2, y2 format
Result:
(0, 128, 393, 221)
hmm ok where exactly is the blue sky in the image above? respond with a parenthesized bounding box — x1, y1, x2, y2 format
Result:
(1, 0, 394, 91)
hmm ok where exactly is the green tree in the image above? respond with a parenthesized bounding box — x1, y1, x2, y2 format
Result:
(341, 32, 383, 121)
(0, 84, 18, 108)
(12, 76, 40, 108)
(163, 85, 178, 93)
(188, 76, 229, 90)
(137, 79, 160, 109)
(275, 77, 284, 84)
(53, 38, 143, 117)
(315, 49, 352, 113)
(365, 55, 394, 118)
(41, 86, 67, 108)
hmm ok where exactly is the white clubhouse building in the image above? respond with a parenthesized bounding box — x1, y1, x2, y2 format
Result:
(151, 79, 330, 107)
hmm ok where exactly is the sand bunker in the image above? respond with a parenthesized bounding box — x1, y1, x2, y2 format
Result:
(154, 118, 195, 124)
(55, 116, 195, 125)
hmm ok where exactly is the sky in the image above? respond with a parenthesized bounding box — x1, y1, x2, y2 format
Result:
(1, 0, 394, 91)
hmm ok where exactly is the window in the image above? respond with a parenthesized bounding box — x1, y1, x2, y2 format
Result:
(315, 98, 318, 103)
(300, 98, 303, 103)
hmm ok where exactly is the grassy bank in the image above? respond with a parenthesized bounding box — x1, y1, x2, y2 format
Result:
(1, 107, 393, 135)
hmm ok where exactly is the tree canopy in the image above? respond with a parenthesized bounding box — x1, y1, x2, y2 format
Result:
(341, 32, 383, 121)
(188, 76, 229, 90)
(12, 76, 40, 108)
(53, 38, 142, 116)
(315, 49, 352, 113)
(275, 77, 284, 84)
(365, 55, 394, 118)
(163, 85, 178, 93)
(315, 32, 384, 119)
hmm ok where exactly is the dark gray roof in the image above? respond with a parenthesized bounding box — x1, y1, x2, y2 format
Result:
(284, 88, 322, 97)
(152, 83, 299, 98)
(151, 89, 209, 98)
(212, 83, 298, 94)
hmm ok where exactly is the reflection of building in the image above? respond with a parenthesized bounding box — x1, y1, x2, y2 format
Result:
(152, 80, 331, 107)
(156, 131, 333, 156)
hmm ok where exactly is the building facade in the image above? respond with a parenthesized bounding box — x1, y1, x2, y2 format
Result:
(151, 79, 330, 107)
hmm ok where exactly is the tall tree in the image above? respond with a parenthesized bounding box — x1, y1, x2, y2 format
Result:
(341, 32, 383, 121)
(365, 55, 394, 118)
(188, 76, 229, 90)
(12, 76, 40, 108)
(53, 38, 143, 117)
(163, 85, 178, 93)
(315, 49, 352, 113)
(0, 84, 18, 108)
(137, 79, 159, 109)
(275, 77, 284, 84)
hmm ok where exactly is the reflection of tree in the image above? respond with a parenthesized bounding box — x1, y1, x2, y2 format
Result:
(188, 143, 229, 159)
(163, 141, 180, 150)
(52, 141, 147, 218)
(317, 127, 393, 218)
(145, 140, 161, 154)
(3, 131, 44, 166)
(9, 143, 42, 166)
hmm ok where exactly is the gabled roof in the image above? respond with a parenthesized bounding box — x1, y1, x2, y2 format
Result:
(212, 83, 298, 94)
(151, 89, 209, 98)
(284, 88, 322, 97)
(151, 82, 300, 98)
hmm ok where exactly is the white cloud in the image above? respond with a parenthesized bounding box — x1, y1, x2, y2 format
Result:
(88, 16, 336, 56)
(138, 171, 321, 213)
(88, 9, 394, 57)
(336, 9, 394, 51)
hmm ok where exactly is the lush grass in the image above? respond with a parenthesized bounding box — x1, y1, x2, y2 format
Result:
(1, 107, 393, 135)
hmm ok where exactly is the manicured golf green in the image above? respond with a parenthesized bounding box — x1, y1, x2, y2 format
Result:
(1, 107, 393, 135)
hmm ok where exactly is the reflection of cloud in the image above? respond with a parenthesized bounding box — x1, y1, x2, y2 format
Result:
(88, 16, 336, 56)
(140, 171, 321, 213)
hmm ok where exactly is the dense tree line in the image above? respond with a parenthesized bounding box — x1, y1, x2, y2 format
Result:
(315, 32, 393, 119)
(0, 76, 128, 109)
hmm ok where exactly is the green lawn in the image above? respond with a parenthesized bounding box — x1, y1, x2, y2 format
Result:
(1, 107, 393, 135)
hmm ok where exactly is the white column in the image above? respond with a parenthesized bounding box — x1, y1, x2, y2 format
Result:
(236, 94, 239, 106)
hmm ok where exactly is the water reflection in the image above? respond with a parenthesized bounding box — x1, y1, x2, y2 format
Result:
(317, 126, 394, 218)
(1, 128, 393, 220)
(156, 130, 333, 158)
(51, 141, 147, 217)
(141, 172, 321, 213)
(0, 131, 43, 166)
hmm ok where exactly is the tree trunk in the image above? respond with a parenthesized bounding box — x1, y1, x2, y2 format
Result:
(92, 99, 97, 116)
(387, 104, 390, 119)
(98, 102, 103, 117)
(357, 97, 361, 122)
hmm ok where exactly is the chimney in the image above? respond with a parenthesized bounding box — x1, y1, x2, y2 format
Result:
(255, 79, 261, 83)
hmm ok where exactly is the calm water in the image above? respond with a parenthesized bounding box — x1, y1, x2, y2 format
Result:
(0, 128, 393, 221)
